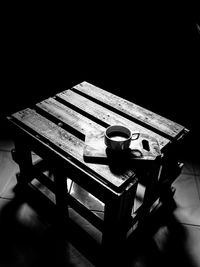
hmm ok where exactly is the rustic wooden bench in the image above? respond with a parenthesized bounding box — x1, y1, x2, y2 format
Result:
(7, 81, 189, 265)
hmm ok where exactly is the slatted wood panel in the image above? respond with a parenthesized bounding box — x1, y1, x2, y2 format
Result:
(36, 97, 105, 136)
(10, 81, 187, 191)
(57, 89, 168, 149)
(12, 108, 135, 189)
(73, 81, 185, 139)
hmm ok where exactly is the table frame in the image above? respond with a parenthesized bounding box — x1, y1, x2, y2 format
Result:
(7, 81, 189, 265)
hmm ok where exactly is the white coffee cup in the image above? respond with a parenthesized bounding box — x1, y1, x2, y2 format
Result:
(104, 125, 140, 151)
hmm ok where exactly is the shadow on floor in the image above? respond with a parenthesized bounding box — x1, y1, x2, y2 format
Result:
(0, 193, 74, 267)
(0, 183, 198, 267)
(0, 183, 101, 267)
(124, 203, 198, 267)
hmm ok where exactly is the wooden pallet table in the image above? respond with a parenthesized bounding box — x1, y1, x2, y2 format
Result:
(7, 81, 189, 265)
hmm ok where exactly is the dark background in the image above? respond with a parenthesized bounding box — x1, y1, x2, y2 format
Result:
(1, 4, 199, 135)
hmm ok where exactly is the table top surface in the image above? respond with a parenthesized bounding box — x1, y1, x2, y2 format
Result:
(7, 81, 188, 191)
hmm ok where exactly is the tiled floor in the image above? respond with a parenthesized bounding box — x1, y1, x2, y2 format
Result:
(0, 122, 200, 267)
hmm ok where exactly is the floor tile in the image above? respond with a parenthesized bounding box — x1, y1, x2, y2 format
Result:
(184, 225, 200, 267)
(0, 138, 14, 152)
(173, 174, 199, 207)
(182, 160, 196, 175)
(183, 160, 200, 176)
(0, 173, 17, 199)
(68, 243, 95, 267)
(0, 124, 14, 150)
(0, 197, 12, 211)
(195, 175, 200, 200)
(153, 222, 200, 267)
(173, 173, 200, 226)
(193, 162, 200, 176)
(0, 151, 19, 195)
(174, 205, 200, 227)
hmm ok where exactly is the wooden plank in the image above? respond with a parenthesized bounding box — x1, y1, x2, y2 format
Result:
(73, 81, 185, 139)
(57, 90, 169, 149)
(12, 108, 136, 189)
(36, 97, 105, 136)
(67, 194, 104, 231)
(12, 108, 84, 159)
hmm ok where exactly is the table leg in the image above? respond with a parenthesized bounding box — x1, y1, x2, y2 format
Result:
(101, 181, 137, 265)
(13, 137, 33, 185)
(53, 167, 69, 237)
(159, 159, 183, 209)
(137, 158, 162, 227)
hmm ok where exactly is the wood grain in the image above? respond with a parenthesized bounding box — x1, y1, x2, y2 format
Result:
(36, 97, 105, 136)
(57, 90, 168, 149)
(73, 81, 185, 139)
(12, 108, 135, 188)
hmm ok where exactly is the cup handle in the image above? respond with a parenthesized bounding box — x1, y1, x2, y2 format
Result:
(131, 132, 140, 140)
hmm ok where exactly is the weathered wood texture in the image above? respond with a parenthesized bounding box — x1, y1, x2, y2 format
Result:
(36, 97, 105, 136)
(10, 81, 187, 191)
(12, 108, 135, 189)
(57, 90, 168, 149)
(73, 81, 185, 139)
